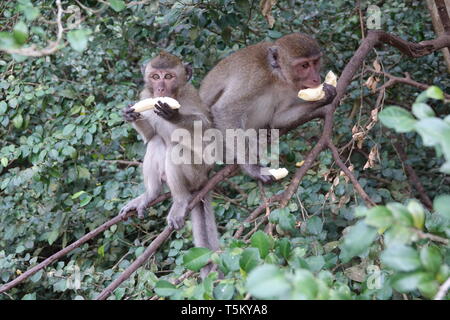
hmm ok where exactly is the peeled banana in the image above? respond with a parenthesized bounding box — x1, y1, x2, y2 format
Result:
(297, 71, 337, 102)
(268, 168, 289, 180)
(131, 97, 181, 113)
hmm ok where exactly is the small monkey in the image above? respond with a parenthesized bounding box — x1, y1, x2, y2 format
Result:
(200, 33, 336, 183)
(120, 52, 220, 265)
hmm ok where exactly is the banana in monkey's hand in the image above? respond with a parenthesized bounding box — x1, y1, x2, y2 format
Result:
(298, 71, 338, 102)
(268, 168, 289, 180)
(131, 97, 181, 113)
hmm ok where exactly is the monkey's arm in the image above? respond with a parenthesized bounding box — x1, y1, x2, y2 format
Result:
(270, 84, 336, 128)
(123, 104, 156, 143)
(155, 101, 211, 131)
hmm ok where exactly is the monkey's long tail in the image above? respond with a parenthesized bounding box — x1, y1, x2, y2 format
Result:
(190, 192, 220, 252)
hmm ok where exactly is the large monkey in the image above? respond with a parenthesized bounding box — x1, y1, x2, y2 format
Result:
(120, 52, 220, 263)
(199, 33, 336, 183)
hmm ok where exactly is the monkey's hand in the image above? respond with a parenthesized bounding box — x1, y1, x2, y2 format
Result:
(122, 103, 141, 122)
(321, 83, 337, 105)
(154, 101, 181, 122)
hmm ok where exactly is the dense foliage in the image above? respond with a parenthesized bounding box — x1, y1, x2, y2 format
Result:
(0, 0, 449, 300)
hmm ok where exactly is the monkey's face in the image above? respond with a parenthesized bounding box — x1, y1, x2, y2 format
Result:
(289, 54, 322, 90)
(147, 69, 178, 98)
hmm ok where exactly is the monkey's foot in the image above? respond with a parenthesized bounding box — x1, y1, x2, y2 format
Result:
(241, 164, 276, 184)
(119, 196, 149, 219)
(167, 211, 186, 230)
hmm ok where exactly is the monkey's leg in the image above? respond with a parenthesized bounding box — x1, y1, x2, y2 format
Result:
(165, 161, 192, 230)
(119, 137, 165, 218)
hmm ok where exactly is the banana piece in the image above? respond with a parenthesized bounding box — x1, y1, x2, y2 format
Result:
(131, 97, 181, 113)
(268, 168, 289, 180)
(298, 71, 337, 102)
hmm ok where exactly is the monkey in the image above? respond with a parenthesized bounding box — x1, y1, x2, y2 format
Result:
(119, 52, 220, 269)
(199, 33, 337, 183)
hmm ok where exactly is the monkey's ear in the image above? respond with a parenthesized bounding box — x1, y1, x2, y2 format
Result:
(184, 63, 193, 81)
(268, 46, 280, 69)
(141, 59, 150, 76)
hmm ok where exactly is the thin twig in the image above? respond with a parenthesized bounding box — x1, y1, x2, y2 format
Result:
(434, 277, 450, 300)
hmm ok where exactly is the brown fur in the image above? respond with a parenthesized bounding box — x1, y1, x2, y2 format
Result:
(199, 32, 335, 183)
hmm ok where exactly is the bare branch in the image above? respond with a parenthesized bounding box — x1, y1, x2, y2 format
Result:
(368, 68, 450, 100)
(393, 141, 434, 210)
(434, 277, 450, 300)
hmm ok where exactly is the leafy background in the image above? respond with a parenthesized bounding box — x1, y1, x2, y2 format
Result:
(0, 0, 449, 300)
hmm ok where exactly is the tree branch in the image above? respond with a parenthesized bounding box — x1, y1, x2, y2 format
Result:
(368, 68, 450, 100)
(2, 0, 66, 57)
(393, 141, 434, 210)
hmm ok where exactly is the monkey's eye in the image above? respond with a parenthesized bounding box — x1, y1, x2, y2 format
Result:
(151, 74, 160, 80)
(164, 74, 173, 80)
(301, 63, 309, 69)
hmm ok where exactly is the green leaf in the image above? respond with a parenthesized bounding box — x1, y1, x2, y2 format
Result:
(239, 248, 260, 273)
(71, 190, 86, 199)
(339, 221, 377, 262)
(0, 101, 7, 114)
(12, 114, 23, 129)
(154, 280, 177, 297)
(22, 293, 36, 300)
(213, 283, 235, 300)
(0, 32, 18, 50)
(433, 195, 450, 219)
(30, 270, 43, 283)
(250, 231, 271, 259)
(381, 244, 421, 272)
(386, 203, 413, 227)
(13, 21, 28, 45)
(1, 157, 8, 167)
(420, 245, 442, 274)
(67, 29, 90, 52)
(407, 200, 425, 230)
(391, 272, 427, 293)
(424, 86, 444, 100)
(79, 194, 92, 207)
(63, 124, 76, 136)
(246, 264, 290, 299)
(47, 230, 59, 245)
(18, 1, 40, 21)
(97, 245, 105, 257)
(292, 269, 319, 299)
(77, 166, 91, 180)
(418, 278, 439, 299)
(414, 118, 450, 147)
(365, 206, 393, 230)
(379, 106, 416, 133)
(275, 238, 292, 260)
(109, 0, 126, 12)
(183, 247, 212, 271)
(306, 216, 323, 235)
(305, 255, 325, 273)
(412, 102, 435, 119)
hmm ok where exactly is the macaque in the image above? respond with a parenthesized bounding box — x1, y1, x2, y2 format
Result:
(199, 33, 336, 183)
(120, 52, 220, 264)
